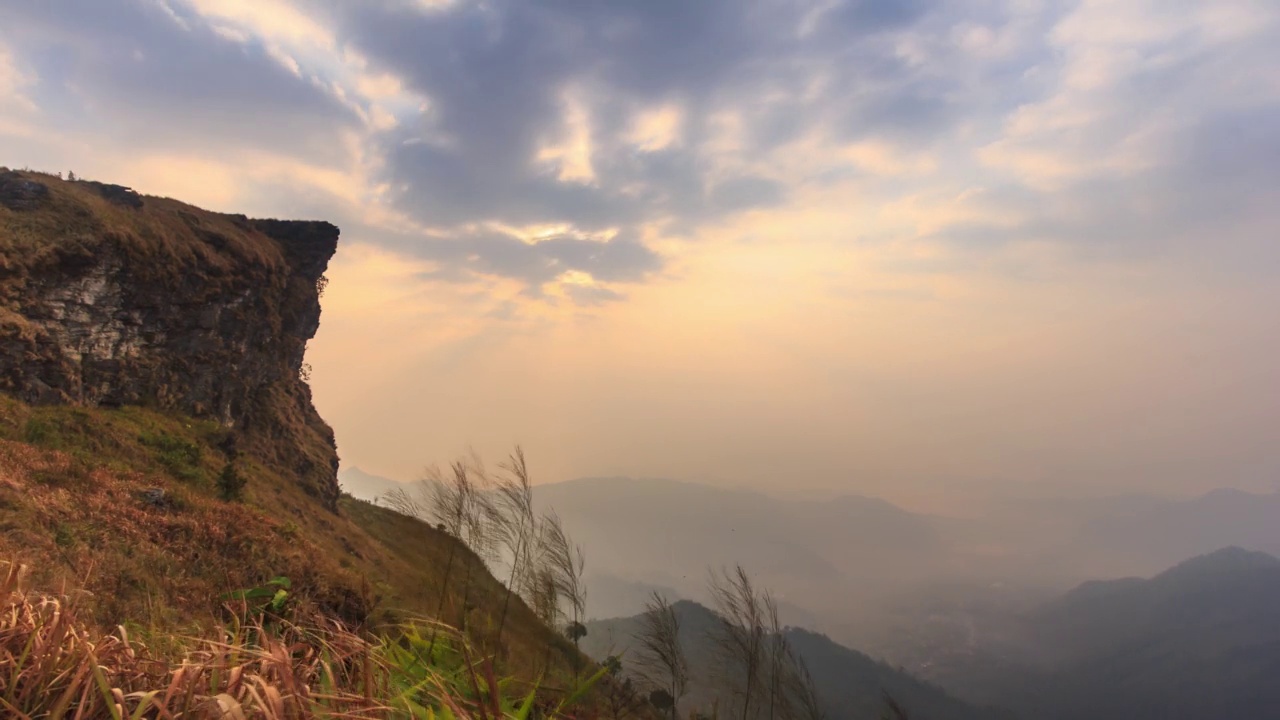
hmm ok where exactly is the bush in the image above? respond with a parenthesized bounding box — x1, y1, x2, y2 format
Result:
(217, 461, 247, 501)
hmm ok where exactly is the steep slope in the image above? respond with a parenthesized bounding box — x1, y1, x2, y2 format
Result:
(583, 600, 1010, 720)
(0, 169, 589, 693)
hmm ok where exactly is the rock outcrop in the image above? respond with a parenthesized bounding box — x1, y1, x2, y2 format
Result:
(0, 169, 341, 508)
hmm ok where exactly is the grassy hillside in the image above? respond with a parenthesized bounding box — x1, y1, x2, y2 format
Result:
(0, 170, 280, 267)
(0, 394, 590, 698)
(0, 167, 633, 716)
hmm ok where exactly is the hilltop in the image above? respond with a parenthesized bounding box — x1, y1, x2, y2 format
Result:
(0, 169, 597, 714)
(0, 167, 339, 506)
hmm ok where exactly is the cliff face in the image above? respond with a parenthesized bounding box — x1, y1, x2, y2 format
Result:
(0, 169, 341, 508)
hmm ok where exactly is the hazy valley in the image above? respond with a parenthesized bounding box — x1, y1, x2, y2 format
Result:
(345, 465, 1280, 718)
(4, 0, 1280, 716)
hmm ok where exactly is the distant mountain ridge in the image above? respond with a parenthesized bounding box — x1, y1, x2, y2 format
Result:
(1035, 546, 1280, 656)
(978, 547, 1280, 720)
(532, 476, 945, 621)
(1071, 489, 1280, 572)
(582, 599, 1009, 720)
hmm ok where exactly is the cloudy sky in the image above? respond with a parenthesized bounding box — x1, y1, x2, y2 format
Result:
(2, 0, 1278, 509)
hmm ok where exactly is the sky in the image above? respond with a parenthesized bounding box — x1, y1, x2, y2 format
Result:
(1, 0, 1278, 510)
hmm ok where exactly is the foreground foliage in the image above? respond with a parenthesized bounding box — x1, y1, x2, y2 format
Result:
(0, 396, 588, 690)
(0, 560, 606, 719)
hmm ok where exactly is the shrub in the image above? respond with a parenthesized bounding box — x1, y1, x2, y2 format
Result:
(217, 461, 247, 501)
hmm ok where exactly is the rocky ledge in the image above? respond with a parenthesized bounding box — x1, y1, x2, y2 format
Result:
(0, 169, 342, 508)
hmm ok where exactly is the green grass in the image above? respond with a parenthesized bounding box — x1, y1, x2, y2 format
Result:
(7, 398, 237, 480)
(140, 430, 205, 482)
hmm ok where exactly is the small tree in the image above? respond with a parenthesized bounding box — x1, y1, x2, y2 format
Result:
(217, 461, 247, 501)
(601, 662, 649, 720)
(604, 655, 623, 676)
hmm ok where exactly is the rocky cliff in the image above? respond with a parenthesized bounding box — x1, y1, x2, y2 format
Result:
(0, 169, 341, 507)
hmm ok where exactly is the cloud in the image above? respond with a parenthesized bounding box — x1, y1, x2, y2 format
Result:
(0, 0, 362, 164)
(0, 42, 38, 137)
(295, 0, 986, 298)
(936, 0, 1280, 272)
(4, 0, 1280, 303)
(373, 227, 664, 292)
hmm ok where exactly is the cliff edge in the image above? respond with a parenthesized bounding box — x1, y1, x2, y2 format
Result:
(0, 169, 340, 507)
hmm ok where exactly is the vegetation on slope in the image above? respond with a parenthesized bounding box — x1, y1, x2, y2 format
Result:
(0, 394, 608, 715)
(0, 558, 607, 718)
(0, 168, 641, 717)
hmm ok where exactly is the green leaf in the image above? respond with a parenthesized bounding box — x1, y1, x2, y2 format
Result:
(556, 665, 609, 710)
(89, 658, 123, 720)
(511, 688, 538, 720)
(219, 587, 275, 601)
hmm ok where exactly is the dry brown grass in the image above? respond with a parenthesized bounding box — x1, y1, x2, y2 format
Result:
(0, 430, 370, 631)
(0, 395, 599, 708)
(0, 169, 283, 277)
(0, 558, 617, 719)
(0, 558, 392, 719)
